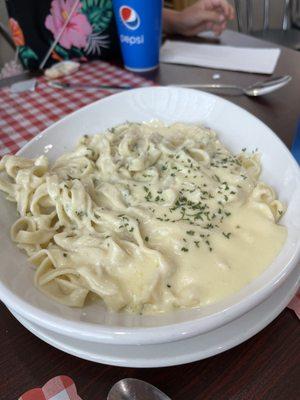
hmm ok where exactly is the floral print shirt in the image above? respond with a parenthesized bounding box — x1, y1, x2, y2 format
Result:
(6, 0, 121, 70)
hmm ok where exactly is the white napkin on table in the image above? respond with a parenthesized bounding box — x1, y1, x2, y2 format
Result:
(160, 40, 281, 74)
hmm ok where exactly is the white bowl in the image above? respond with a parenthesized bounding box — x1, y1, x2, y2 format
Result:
(7, 264, 300, 367)
(0, 87, 299, 345)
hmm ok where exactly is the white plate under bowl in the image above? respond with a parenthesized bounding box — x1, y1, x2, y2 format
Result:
(8, 264, 300, 368)
(1, 87, 300, 345)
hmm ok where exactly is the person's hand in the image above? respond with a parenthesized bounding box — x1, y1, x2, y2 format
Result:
(163, 0, 235, 37)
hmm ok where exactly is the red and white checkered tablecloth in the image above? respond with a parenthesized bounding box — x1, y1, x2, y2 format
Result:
(0, 61, 153, 156)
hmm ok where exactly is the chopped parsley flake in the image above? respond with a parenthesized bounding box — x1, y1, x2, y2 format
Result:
(222, 232, 232, 239)
(186, 230, 195, 236)
(145, 191, 152, 201)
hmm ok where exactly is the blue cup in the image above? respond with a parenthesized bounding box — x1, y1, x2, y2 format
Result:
(113, 0, 163, 72)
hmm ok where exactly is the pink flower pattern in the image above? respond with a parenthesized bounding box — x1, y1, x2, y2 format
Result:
(45, 0, 92, 50)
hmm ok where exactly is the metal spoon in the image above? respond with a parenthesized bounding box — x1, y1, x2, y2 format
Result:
(107, 378, 171, 400)
(171, 75, 291, 96)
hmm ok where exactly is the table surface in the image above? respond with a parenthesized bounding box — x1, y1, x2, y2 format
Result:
(0, 30, 299, 400)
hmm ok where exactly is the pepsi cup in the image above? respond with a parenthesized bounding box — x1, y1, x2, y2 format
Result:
(113, 0, 163, 71)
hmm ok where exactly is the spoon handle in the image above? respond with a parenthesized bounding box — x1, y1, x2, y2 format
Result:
(169, 83, 243, 93)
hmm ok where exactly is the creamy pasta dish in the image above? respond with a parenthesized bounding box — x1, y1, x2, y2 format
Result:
(0, 122, 287, 314)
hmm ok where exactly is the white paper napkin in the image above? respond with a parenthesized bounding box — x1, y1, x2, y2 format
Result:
(160, 40, 281, 74)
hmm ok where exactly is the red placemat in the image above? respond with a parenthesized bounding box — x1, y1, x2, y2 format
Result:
(0, 61, 153, 156)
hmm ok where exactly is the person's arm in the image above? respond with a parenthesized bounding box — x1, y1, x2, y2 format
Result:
(163, 0, 235, 37)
